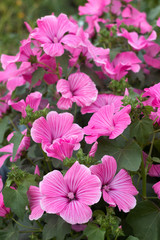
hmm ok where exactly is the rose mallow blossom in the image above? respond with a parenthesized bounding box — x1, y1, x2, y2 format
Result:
(153, 181, 160, 199)
(0, 192, 10, 217)
(31, 14, 80, 57)
(39, 161, 101, 224)
(31, 111, 84, 161)
(56, 72, 98, 110)
(84, 104, 131, 144)
(81, 93, 123, 114)
(142, 82, 160, 108)
(0, 129, 30, 167)
(8, 91, 44, 118)
(90, 155, 138, 212)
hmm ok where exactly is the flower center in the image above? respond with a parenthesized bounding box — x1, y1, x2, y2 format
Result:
(67, 192, 75, 200)
(103, 185, 110, 192)
(53, 37, 58, 43)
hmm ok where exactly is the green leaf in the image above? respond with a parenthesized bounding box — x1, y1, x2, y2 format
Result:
(0, 116, 9, 143)
(84, 223, 105, 240)
(148, 6, 160, 20)
(130, 117, 153, 146)
(31, 67, 45, 89)
(3, 185, 28, 219)
(152, 157, 160, 164)
(127, 200, 160, 240)
(10, 131, 23, 161)
(95, 137, 142, 171)
(126, 236, 139, 240)
(42, 215, 71, 240)
(56, 51, 70, 77)
(0, 224, 19, 240)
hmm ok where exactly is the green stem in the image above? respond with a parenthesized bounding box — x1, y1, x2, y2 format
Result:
(37, 61, 56, 74)
(141, 153, 146, 198)
(145, 133, 155, 175)
(9, 117, 19, 131)
(12, 218, 39, 230)
(56, 61, 61, 79)
(74, 103, 77, 119)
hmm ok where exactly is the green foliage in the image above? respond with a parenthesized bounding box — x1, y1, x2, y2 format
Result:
(31, 67, 45, 89)
(0, 224, 19, 240)
(42, 215, 71, 240)
(130, 117, 154, 146)
(84, 223, 105, 240)
(95, 137, 142, 171)
(10, 131, 23, 160)
(127, 200, 160, 240)
(0, 116, 9, 144)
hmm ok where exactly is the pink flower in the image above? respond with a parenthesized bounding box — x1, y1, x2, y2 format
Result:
(157, 17, 160, 27)
(34, 165, 40, 176)
(98, 52, 141, 80)
(143, 151, 160, 178)
(89, 141, 98, 157)
(153, 181, 160, 198)
(8, 91, 45, 118)
(78, 0, 110, 17)
(31, 14, 80, 57)
(27, 186, 44, 220)
(143, 43, 160, 69)
(81, 94, 123, 114)
(118, 29, 157, 51)
(84, 104, 131, 144)
(56, 72, 98, 110)
(31, 111, 84, 161)
(90, 155, 138, 212)
(0, 129, 30, 167)
(0, 192, 10, 217)
(39, 161, 101, 224)
(0, 177, 3, 192)
(142, 82, 160, 108)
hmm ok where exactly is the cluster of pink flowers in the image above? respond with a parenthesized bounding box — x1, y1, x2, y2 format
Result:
(28, 157, 138, 224)
(0, 0, 160, 231)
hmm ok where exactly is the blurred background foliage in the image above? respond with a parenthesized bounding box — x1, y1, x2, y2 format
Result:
(0, 0, 160, 55)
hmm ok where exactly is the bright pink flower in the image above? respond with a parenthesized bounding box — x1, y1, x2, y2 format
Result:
(111, 0, 122, 15)
(31, 111, 84, 161)
(0, 129, 30, 167)
(34, 165, 40, 176)
(118, 29, 157, 50)
(143, 151, 160, 178)
(85, 16, 106, 37)
(98, 51, 141, 80)
(142, 82, 160, 108)
(31, 14, 80, 57)
(89, 141, 98, 157)
(157, 17, 160, 27)
(84, 104, 131, 144)
(57, 72, 98, 110)
(119, 5, 152, 34)
(90, 155, 138, 212)
(153, 181, 160, 199)
(27, 186, 44, 220)
(8, 91, 44, 118)
(0, 192, 10, 217)
(78, 0, 110, 17)
(81, 94, 123, 114)
(39, 161, 101, 224)
(143, 43, 160, 69)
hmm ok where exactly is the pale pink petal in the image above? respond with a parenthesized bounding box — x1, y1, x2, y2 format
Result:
(64, 161, 101, 205)
(102, 190, 116, 207)
(57, 97, 73, 110)
(31, 117, 52, 144)
(46, 111, 74, 139)
(0, 154, 12, 167)
(89, 141, 98, 157)
(40, 170, 68, 213)
(90, 155, 117, 185)
(60, 200, 92, 224)
(153, 181, 160, 198)
(57, 79, 72, 98)
(27, 186, 44, 220)
(8, 100, 26, 118)
(26, 91, 42, 111)
(42, 43, 64, 57)
(108, 190, 137, 212)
